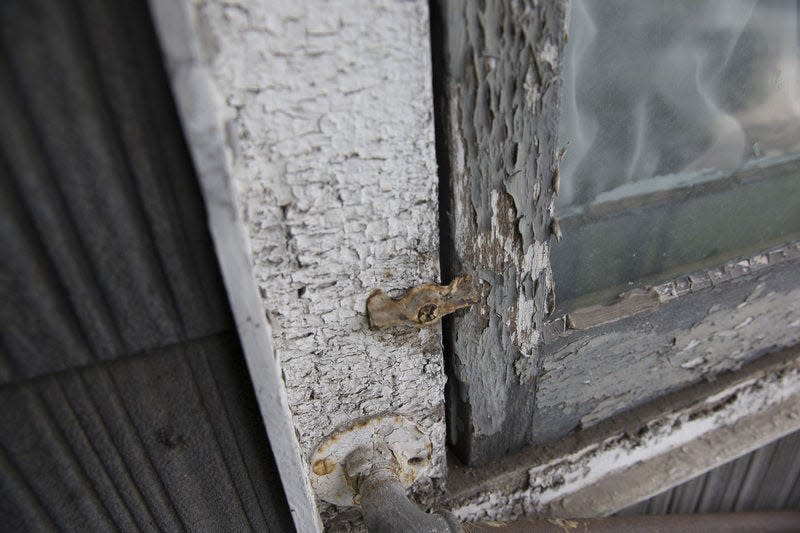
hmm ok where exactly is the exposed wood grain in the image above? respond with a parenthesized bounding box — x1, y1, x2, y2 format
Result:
(565, 288, 660, 330)
(434, 0, 568, 464)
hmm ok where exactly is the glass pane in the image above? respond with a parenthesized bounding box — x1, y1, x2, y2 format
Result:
(553, 0, 800, 310)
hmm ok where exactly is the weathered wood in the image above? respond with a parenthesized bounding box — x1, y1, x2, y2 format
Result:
(534, 246, 800, 445)
(160, 0, 447, 525)
(434, 0, 568, 463)
(444, 345, 800, 521)
(149, 1, 323, 529)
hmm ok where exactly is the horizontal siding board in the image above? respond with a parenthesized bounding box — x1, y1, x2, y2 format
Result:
(0, 334, 293, 532)
(620, 429, 800, 515)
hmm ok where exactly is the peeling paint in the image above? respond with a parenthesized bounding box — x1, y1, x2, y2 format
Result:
(189, 0, 447, 522)
(540, 40, 559, 69)
(671, 285, 800, 375)
(534, 255, 800, 445)
(441, 0, 568, 459)
(450, 359, 800, 522)
(524, 69, 540, 111)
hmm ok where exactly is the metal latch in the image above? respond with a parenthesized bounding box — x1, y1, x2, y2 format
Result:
(366, 275, 478, 329)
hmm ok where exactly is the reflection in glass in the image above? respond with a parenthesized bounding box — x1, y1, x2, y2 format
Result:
(558, 0, 800, 211)
(553, 0, 800, 309)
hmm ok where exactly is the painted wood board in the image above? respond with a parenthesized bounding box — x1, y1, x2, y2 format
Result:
(434, 0, 568, 464)
(154, 0, 448, 524)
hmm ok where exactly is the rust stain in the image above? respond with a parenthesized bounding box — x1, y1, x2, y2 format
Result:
(547, 518, 581, 532)
(312, 457, 337, 476)
(367, 274, 479, 329)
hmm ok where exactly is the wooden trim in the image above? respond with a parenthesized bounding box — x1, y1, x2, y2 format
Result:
(146, 2, 322, 531)
(446, 344, 800, 520)
(434, 0, 569, 465)
(552, 158, 800, 310)
(544, 240, 800, 335)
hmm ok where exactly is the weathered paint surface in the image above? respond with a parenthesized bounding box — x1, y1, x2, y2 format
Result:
(533, 245, 800, 444)
(309, 415, 432, 507)
(447, 349, 800, 521)
(158, 0, 446, 524)
(436, 0, 569, 464)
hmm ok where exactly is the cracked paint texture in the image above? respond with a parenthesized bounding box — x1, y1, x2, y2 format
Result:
(439, 0, 568, 463)
(190, 0, 446, 520)
(450, 360, 800, 522)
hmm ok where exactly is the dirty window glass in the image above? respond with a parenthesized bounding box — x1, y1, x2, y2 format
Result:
(552, 0, 800, 309)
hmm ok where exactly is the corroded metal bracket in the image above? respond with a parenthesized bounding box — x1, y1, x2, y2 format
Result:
(309, 415, 432, 507)
(366, 275, 479, 329)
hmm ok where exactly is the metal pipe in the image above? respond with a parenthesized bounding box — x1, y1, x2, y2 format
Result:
(345, 445, 462, 533)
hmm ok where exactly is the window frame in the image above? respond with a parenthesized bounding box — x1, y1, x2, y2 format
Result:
(434, 0, 800, 465)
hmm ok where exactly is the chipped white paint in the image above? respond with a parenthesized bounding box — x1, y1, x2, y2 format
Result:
(653, 243, 800, 302)
(537, 244, 800, 442)
(310, 415, 432, 507)
(452, 359, 800, 521)
(468, 189, 549, 385)
(540, 40, 559, 69)
(440, 1, 568, 460)
(523, 69, 541, 111)
(672, 286, 800, 373)
(170, 0, 446, 522)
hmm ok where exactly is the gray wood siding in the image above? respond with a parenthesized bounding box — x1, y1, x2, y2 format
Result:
(0, 0, 292, 530)
(0, 0, 232, 382)
(0, 335, 291, 531)
(620, 429, 800, 514)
